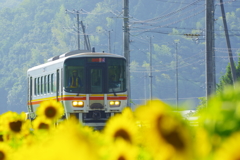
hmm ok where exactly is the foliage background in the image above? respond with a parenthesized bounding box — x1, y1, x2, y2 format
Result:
(0, 0, 239, 113)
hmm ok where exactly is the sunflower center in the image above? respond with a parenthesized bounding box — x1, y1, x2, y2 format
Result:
(0, 151, 5, 160)
(164, 129, 185, 150)
(0, 135, 3, 142)
(114, 128, 131, 143)
(9, 120, 22, 133)
(118, 155, 126, 160)
(38, 123, 50, 130)
(156, 115, 185, 150)
(45, 106, 57, 118)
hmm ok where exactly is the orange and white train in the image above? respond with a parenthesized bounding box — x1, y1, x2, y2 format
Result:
(27, 50, 127, 127)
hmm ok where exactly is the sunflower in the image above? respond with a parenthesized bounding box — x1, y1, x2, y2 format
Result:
(135, 100, 193, 160)
(32, 116, 53, 131)
(13, 117, 99, 160)
(1, 111, 30, 137)
(194, 127, 212, 160)
(44, 117, 99, 160)
(0, 122, 6, 142)
(0, 143, 12, 160)
(103, 112, 139, 145)
(214, 132, 240, 160)
(106, 138, 139, 160)
(36, 100, 64, 121)
(121, 107, 135, 120)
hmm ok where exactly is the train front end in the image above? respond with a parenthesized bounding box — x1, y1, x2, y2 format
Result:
(62, 54, 127, 127)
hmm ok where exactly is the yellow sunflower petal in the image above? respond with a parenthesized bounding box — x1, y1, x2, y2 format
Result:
(214, 132, 240, 160)
(107, 138, 139, 160)
(135, 100, 193, 160)
(36, 100, 64, 121)
(103, 112, 139, 145)
(0, 111, 30, 137)
(32, 116, 53, 131)
(0, 143, 13, 160)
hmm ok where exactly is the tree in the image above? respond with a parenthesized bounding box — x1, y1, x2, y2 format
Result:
(217, 56, 240, 91)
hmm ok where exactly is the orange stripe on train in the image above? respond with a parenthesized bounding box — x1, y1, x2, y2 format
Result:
(28, 96, 127, 105)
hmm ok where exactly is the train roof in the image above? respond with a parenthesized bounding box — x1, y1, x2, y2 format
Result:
(27, 50, 125, 72)
(47, 50, 124, 62)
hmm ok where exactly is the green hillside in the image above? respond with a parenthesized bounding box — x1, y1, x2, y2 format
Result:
(0, 0, 239, 113)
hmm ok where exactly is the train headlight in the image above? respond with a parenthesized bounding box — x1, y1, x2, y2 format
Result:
(72, 101, 78, 106)
(114, 101, 120, 105)
(109, 101, 121, 107)
(109, 101, 115, 105)
(78, 101, 84, 106)
(72, 101, 84, 107)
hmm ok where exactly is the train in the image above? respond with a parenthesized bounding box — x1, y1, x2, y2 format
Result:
(27, 49, 128, 127)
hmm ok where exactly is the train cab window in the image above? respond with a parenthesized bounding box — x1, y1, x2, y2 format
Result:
(64, 57, 126, 94)
(90, 68, 103, 93)
(64, 58, 85, 93)
(108, 58, 126, 93)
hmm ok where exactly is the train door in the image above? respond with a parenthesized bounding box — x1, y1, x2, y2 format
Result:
(28, 77, 33, 113)
(56, 69, 60, 101)
(60, 68, 63, 101)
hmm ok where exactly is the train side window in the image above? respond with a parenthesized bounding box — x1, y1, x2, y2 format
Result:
(38, 77, 40, 95)
(57, 70, 59, 94)
(40, 77, 43, 95)
(34, 78, 37, 96)
(41, 76, 43, 95)
(53, 73, 56, 93)
(44, 75, 47, 94)
(50, 74, 53, 93)
(47, 75, 50, 93)
(51, 73, 55, 93)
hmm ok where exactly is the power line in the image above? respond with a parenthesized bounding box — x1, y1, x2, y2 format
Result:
(130, 58, 204, 73)
(131, 4, 205, 26)
(156, 0, 205, 5)
(65, 9, 81, 50)
(131, 0, 203, 24)
(131, 9, 205, 33)
(215, 0, 237, 6)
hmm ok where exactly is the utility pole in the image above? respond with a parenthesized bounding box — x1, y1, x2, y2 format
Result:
(66, 9, 81, 50)
(77, 11, 80, 50)
(123, 0, 131, 107)
(149, 37, 153, 100)
(108, 31, 111, 53)
(220, 0, 237, 85)
(80, 21, 91, 51)
(205, 0, 216, 100)
(175, 42, 179, 109)
(143, 72, 148, 105)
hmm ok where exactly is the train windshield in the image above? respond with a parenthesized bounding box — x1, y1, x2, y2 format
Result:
(64, 57, 126, 94)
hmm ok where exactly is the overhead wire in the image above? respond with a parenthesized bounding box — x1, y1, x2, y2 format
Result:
(156, 0, 205, 5)
(131, 3, 205, 26)
(130, 57, 204, 73)
(130, 36, 205, 71)
(130, 9, 205, 34)
(131, 0, 204, 24)
(215, 0, 237, 6)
